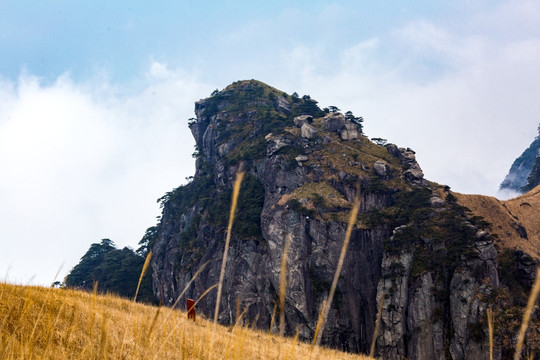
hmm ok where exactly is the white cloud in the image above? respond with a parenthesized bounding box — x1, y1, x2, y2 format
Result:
(276, 3, 540, 196)
(0, 65, 213, 285)
(2, 0, 539, 285)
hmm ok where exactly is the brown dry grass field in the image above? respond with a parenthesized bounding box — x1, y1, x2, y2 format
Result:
(455, 185, 540, 259)
(0, 281, 374, 360)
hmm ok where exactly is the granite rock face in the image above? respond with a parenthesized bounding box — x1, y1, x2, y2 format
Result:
(151, 80, 539, 359)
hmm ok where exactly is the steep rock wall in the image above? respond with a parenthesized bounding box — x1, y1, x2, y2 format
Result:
(151, 81, 539, 359)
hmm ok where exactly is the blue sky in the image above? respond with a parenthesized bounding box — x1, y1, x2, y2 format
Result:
(1, 0, 539, 284)
(2, 1, 459, 84)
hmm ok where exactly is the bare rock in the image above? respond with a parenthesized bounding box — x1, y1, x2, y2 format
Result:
(374, 160, 390, 177)
(301, 123, 318, 139)
(324, 113, 345, 132)
(295, 155, 309, 166)
(217, 141, 235, 157)
(266, 135, 291, 156)
(273, 94, 291, 114)
(340, 123, 359, 140)
(395, 147, 426, 184)
(429, 196, 445, 208)
(385, 143, 400, 158)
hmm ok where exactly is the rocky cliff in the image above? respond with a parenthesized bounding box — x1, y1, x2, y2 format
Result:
(150, 80, 539, 359)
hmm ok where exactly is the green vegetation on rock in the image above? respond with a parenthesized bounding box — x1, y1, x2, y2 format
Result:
(65, 239, 155, 303)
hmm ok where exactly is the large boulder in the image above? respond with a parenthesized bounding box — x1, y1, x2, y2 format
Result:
(324, 113, 345, 132)
(301, 123, 318, 139)
(374, 160, 390, 177)
(340, 123, 359, 140)
(294, 115, 313, 128)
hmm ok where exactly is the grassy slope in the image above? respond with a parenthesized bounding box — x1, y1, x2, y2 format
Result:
(0, 282, 373, 360)
(454, 185, 540, 259)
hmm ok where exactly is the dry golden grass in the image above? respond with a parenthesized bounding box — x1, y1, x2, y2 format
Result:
(277, 181, 350, 209)
(454, 185, 540, 259)
(0, 282, 374, 360)
(0, 168, 373, 360)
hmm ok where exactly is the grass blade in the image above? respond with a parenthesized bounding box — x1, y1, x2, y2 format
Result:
(369, 293, 384, 358)
(214, 169, 245, 324)
(133, 250, 152, 303)
(314, 193, 360, 347)
(514, 266, 540, 360)
(487, 307, 493, 360)
(209, 168, 245, 359)
(280, 233, 292, 337)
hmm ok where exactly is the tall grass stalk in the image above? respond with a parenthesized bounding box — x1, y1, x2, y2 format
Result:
(369, 294, 384, 358)
(156, 283, 219, 355)
(267, 302, 278, 357)
(133, 250, 152, 302)
(119, 251, 152, 357)
(269, 302, 277, 334)
(169, 259, 211, 310)
(98, 311, 108, 360)
(141, 305, 161, 356)
(280, 233, 292, 337)
(287, 328, 300, 360)
(311, 298, 327, 347)
(224, 306, 249, 358)
(314, 194, 360, 347)
(487, 307, 493, 360)
(149, 258, 211, 350)
(89, 282, 98, 335)
(214, 169, 245, 324)
(514, 266, 540, 360)
(209, 165, 245, 359)
(194, 283, 219, 309)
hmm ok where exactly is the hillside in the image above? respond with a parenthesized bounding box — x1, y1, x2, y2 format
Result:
(455, 185, 540, 260)
(0, 281, 373, 360)
(148, 80, 539, 359)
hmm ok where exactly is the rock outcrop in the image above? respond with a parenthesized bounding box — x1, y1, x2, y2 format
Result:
(340, 123, 359, 141)
(151, 80, 539, 360)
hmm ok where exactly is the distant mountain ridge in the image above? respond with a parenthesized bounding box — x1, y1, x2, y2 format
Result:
(499, 125, 540, 194)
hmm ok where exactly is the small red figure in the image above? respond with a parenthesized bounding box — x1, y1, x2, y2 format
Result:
(187, 298, 196, 321)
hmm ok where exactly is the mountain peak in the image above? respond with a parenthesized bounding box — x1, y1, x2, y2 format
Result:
(150, 82, 539, 358)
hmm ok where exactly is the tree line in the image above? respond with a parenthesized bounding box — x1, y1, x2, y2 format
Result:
(63, 229, 157, 303)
